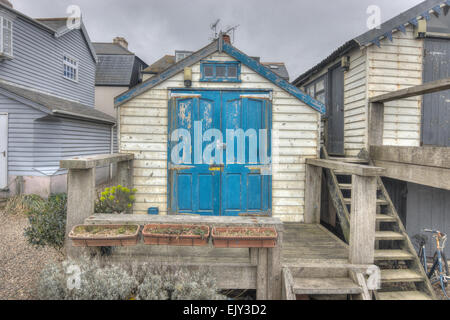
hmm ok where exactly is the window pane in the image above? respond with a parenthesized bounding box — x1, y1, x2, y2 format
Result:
(315, 80, 325, 92)
(306, 86, 314, 97)
(204, 65, 214, 77)
(216, 65, 226, 77)
(316, 92, 325, 104)
(228, 65, 237, 78)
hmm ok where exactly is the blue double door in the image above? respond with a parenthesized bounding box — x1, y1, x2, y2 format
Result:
(168, 90, 272, 216)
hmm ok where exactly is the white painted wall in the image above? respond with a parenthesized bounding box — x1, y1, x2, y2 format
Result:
(95, 86, 128, 118)
(119, 51, 321, 222)
(367, 26, 424, 147)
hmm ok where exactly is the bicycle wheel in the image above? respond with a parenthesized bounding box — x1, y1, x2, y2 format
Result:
(432, 251, 449, 291)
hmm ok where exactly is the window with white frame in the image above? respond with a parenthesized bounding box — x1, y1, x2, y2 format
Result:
(0, 16, 13, 58)
(63, 55, 78, 82)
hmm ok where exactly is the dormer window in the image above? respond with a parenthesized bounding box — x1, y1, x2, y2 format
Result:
(0, 16, 13, 58)
(200, 61, 241, 82)
(63, 55, 78, 82)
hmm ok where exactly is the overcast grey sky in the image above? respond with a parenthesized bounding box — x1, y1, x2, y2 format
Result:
(13, 0, 423, 80)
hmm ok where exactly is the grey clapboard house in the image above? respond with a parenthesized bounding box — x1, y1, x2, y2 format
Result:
(0, 2, 116, 197)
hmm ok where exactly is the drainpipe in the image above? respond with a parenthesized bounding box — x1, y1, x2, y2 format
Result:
(110, 123, 115, 181)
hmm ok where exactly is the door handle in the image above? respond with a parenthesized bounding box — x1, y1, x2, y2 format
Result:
(1, 151, 5, 157)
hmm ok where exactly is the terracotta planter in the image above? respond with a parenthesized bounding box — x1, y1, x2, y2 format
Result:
(212, 227, 278, 248)
(69, 224, 140, 247)
(142, 224, 210, 246)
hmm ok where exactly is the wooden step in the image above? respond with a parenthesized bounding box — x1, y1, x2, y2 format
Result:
(377, 291, 432, 300)
(375, 250, 414, 261)
(376, 214, 397, 222)
(339, 184, 381, 191)
(375, 231, 406, 241)
(343, 198, 389, 206)
(381, 269, 424, 283)
(292, 277, 363, 295)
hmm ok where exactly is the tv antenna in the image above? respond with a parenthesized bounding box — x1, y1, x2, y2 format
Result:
(223, 24, 240, 43)
(210, 19, 221, 39)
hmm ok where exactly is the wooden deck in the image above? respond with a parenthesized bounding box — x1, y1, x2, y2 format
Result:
(282, 224, 348, 264)
(101, 223, 348, 267)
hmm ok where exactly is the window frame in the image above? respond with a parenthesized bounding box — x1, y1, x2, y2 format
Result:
(63, 54, 79, 83)
(200, 61, 241, 83)
(305, 75, 326, 105)
(0, 16, 13, 58)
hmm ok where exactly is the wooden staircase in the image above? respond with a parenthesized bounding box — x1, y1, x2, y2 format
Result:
(323, 149, 436, 300)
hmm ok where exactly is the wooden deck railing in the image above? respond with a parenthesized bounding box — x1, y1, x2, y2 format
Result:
(60, 153, 134, 256)
(305, 159, 385, 265)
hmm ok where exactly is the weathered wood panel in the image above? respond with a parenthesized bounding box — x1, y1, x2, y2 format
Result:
(367, 27, 424, 148)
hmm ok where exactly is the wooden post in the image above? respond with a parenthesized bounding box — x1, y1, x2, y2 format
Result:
(117, 160, 133, 187)
(368, 102, 384, 147)
(66, 168, 95, 257)
(305, 164, 322, 224)
(349, 175, 377, 264)
(267, 228, 283, 300)
(256, 248, 268, 300)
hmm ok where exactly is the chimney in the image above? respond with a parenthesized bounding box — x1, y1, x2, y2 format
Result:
(113, 37, 128, 49)
(0, 0, 13, 8)
(222, 34, 231, 44)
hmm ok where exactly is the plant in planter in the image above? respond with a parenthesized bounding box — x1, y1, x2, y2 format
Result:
(212, 227, 278, 248)
(69, 224, 140, 247)
(95, 185, 137, 214)
(142, 224, 210, 246)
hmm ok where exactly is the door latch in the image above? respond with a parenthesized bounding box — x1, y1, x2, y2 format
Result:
(1, 151, 5, 157)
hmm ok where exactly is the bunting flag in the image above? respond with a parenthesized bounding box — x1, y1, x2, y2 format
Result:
(397, 24, 407, 34)
(384, 31, 393, 42)
(446, 0, 450, 6)
(371, 38, 381, 48)
(422, 11, 431, 20)
(409, 17, 419, 26)
(432, 5, 442, 15)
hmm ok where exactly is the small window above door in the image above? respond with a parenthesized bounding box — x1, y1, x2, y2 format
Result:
(200, 61, 241, 82)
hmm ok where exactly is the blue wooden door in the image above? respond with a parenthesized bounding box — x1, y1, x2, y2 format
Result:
(168, 92, 221, 215)
(221, 92, 272, 216)
(168, 90, 272, 216)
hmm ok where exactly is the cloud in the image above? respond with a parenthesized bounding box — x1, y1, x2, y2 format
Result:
(12, 0, 423, 80)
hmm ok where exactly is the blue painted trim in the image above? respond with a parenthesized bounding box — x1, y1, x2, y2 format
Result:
(200, 61, 241, 83)
(371, 38, 381, 48)
(222, 43, 325, 114)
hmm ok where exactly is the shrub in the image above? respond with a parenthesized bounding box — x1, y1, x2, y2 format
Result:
(24, 193, 67, 252)
(38, 259, 225, 300)
(38, 258, 137, 300)
(4, 194, 45, 216)
(95, 185, 137, 214)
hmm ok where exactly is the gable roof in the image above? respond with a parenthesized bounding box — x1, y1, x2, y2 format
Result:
(293, 0, 449, 86)
(115, 37, 325, 114)
(0, 80, 115, 124)
(143, 55, 176, 75)
(92, 42, 134, 55)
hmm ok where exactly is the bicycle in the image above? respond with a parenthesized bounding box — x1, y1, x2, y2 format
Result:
(414, 229, 449, 299)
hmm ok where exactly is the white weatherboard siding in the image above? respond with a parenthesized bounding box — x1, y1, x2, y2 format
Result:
(367, 26, 424, 147)
(120, 52, 320, 222)
(344, 48, 368, 157)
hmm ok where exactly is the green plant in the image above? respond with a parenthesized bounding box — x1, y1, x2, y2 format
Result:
(95, 185, 137, 214)
(37, 259, 225, 301)
(24, 193, 67, 253)
(4, 194, 45, 216)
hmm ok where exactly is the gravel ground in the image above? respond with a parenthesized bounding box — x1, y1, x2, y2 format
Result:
(0, 209, 62, 300)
